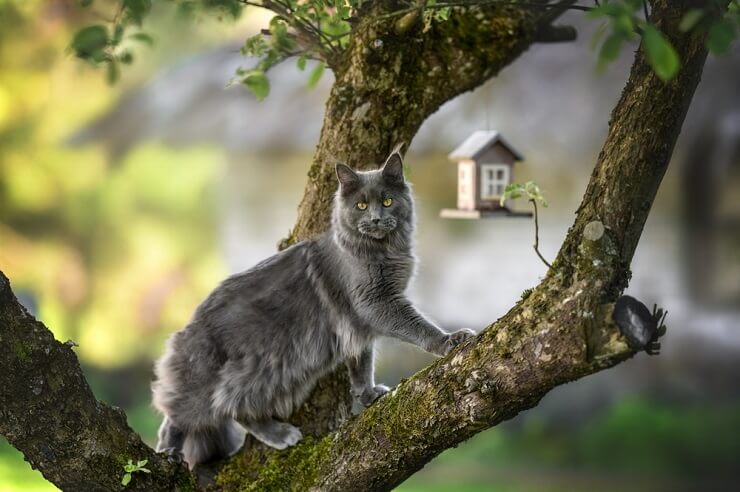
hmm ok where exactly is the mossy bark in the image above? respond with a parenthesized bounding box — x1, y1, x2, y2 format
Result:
(0, 272, 197, 491)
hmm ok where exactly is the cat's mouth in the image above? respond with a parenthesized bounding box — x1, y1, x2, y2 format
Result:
(358, 218, 397, 239)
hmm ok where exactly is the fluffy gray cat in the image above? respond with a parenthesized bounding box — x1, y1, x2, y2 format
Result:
(151, 149, 475, 467)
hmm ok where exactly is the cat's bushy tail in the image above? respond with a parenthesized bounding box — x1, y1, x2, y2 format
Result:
(156, 417, 245, 468)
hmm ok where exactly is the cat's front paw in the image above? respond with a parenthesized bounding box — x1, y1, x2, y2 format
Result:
(358, 384, 390, 407)
(434, 329, 476, 356)
(159, 447, 184, 465)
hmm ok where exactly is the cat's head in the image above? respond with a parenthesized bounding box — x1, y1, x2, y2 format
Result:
(333, 150, 413, 241)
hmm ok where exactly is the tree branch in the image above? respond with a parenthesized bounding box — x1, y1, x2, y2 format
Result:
(0, 272, 197, 491)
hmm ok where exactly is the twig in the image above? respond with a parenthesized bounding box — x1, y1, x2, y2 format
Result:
(530, 199, 552, 269)
(378, 0, 592, 21)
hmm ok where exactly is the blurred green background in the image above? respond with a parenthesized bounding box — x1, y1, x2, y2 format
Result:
(1, 1, 739, 491)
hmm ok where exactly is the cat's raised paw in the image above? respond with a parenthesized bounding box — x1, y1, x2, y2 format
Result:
(436, 329, 476, 356)
(359, 384, 390, 407)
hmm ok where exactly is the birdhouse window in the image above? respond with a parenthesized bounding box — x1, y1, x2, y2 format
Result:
(480, 164, 510, 199)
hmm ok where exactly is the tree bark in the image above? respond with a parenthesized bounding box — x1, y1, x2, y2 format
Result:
(0, 272, 196, 491)
(0, 1, 712, 491)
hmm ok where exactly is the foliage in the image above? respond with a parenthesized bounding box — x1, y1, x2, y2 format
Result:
(500, 181, 548, 208)
(121, 459, 151, 486)
(70, 0, 740, 96)
(590, 0, 740, 81)
(501, 182, 551, 268)
(0, 1, 226, 367)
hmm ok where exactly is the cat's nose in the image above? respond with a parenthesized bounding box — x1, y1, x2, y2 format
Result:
(372, 218, 380, 225)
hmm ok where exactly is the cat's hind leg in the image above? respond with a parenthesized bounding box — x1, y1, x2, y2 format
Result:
(156, 417, 185, 454)
(241, 418, 303, 450)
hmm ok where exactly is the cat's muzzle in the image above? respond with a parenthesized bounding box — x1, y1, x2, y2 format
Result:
(358, 217, 397, 239)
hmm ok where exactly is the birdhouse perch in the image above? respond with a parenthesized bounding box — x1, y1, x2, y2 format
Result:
(441, 130, 533, 219)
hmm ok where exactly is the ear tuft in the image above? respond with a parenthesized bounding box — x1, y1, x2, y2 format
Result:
(336, 163, 360, 195)
(382, 151, 404, 185)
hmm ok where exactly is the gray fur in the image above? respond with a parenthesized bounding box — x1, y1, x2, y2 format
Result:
(152, 150, 474, 467)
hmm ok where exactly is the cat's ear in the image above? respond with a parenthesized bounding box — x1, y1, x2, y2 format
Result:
(382, 147, 405, 185)
(336, 163, 361, 195)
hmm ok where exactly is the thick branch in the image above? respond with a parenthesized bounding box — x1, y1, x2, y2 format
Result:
(0, 272, 196, 491)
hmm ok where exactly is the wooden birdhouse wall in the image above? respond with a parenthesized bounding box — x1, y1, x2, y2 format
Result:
(457, 160, 477, 210)
(476, 143, 517, 210)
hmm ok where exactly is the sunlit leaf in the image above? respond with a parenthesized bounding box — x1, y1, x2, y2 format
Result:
(129, 32, 154, 46)
(123, 0, 152, 25)
(106, 60, 120, 85)
(679, 9, 705, 32)
(307, 61, 325, 89)
(706, 19, 736, 54)
(241, 70, 270, 100)
(71, 25, 108, 59)
(642, 25, 680, 81)
(296, 54, 307, 71)
(599, 32, 624, 68)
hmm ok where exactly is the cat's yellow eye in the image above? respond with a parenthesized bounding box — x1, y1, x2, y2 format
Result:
(357, 202, 368, 210)
(383, 198, 393, 207)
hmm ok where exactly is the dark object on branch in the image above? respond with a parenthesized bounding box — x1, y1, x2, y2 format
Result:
(613, 295, 668, 355)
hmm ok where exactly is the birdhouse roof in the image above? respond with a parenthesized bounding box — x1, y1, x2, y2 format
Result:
(448, 130, 524, 162)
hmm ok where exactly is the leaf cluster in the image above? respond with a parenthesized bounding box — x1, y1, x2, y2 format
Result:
(500, 181, 548, 208)
(590, 0, 740, 81)
(71, 0, 157, 84)
(235, 1, 360, 99)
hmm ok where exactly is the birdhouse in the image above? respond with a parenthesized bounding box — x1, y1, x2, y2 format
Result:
(440, 130, 532, 219)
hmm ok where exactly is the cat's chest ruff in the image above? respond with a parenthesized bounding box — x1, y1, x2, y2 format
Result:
(362, 254, 414, 287)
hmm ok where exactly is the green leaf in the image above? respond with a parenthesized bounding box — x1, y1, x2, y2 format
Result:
(119, 51, 134, 64)
(121, 473, 132, 486)
(80, 0, 93, 7)
(613, 14, 634, 37)
(679, 9, 705, 32)
(71, 25, 109, 59)
(296, 54, 307, 71)
(590, 22, 609, 50)
(129, 32, 154, 46)
(136, 459, 148, 467)
(706, 19, 736, 54)
(598, 32, 624, 68)
(642, 25, 680, 81)
(106, 60, 120, 85)
(123, 0, 152, 25)
(241, 70, 270, 101)
(307, 61, 325, 89)
(112, 24, 124, 45)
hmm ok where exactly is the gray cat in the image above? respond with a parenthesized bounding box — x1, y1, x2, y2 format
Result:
(151, 149, 475, 467)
